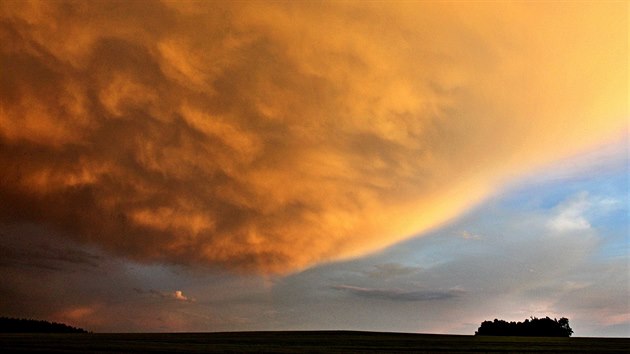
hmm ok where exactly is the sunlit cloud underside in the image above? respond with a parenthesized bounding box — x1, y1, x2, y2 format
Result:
(0, 1, 626, 273)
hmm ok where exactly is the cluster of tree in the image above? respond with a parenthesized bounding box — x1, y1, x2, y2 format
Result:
(475, 317, 573, 337)
(0, 317, 88, 333)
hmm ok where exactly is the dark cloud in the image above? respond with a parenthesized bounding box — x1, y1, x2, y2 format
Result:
(332, 285, 459, 302)
(0, 230, 101, 271)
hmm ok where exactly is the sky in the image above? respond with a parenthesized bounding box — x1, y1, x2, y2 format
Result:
(0, 0, 628, 336)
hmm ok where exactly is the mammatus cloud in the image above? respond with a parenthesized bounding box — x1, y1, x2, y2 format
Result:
(0, 1, 626, 273)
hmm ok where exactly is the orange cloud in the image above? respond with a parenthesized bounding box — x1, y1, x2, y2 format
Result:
(172, 290, 193, 302)
(0, 1, 626, 273)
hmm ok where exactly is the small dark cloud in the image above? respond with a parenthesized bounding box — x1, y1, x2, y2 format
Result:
(331, 284, 459, 302)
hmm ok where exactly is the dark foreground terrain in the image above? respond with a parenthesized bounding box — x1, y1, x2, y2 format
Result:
(1, 331, 628, 353)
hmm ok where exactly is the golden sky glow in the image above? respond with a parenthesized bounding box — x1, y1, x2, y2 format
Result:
(0, 1, 626, 273)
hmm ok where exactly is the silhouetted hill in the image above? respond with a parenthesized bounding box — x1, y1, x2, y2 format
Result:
(0, 317, 87, 333)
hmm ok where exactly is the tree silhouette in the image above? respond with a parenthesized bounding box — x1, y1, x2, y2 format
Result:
(475, 316, 573, 337)
(0, 317, 88, 333)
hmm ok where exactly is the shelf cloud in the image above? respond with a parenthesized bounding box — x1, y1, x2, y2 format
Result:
(0, 1, 625, 273)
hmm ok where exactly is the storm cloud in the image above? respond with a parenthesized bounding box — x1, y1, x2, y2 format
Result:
(0, 1, 626, 273)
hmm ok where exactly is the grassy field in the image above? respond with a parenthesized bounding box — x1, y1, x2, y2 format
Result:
(1, 331, 628, 353)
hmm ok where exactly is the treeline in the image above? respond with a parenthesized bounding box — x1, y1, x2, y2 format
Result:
(0, 317, 88, 333)
(475, 317, 573, 337)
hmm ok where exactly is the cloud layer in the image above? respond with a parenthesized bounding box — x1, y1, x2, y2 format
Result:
(0, 1, 626, 273)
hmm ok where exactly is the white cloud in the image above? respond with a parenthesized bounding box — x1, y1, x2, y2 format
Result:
(548, 193, 592, 232)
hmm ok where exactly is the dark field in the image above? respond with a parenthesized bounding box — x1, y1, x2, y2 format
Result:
(1, 331, 628, 353)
